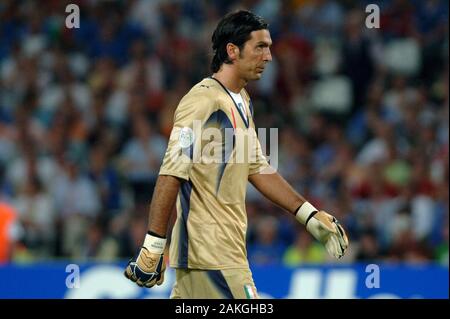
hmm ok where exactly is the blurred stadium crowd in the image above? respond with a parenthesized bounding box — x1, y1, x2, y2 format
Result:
(0, 0, 448, 267)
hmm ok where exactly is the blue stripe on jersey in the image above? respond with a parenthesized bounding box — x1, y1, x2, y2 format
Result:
(249, 99, 254, 118)
(178, 180, 193, 268)
(204, 110, 235, 195)
(181, 141, 194, 160)
(207, 270, 234, 299)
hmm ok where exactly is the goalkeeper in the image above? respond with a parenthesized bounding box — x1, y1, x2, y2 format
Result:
(124, 10, 348, 299)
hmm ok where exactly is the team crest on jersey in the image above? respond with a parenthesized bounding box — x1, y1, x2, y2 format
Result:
(179, 127, 194, 148)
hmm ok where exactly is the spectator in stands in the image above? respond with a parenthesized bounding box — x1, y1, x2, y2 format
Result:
(0, 201, 22, 263)
(283, 229, 327, 266)
(248, 216, 286, 265)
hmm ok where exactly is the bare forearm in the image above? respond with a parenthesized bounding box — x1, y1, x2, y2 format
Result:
(147, 175, 181, 237)
(249, 172, 306, 214)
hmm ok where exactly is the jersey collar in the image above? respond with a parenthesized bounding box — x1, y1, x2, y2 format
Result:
(209, 76, 250, 128)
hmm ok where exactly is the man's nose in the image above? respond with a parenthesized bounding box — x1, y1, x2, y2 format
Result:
(264, 48, 272, 62)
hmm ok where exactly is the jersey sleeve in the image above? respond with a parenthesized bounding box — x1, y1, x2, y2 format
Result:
(248, 130, 273, 176)
(242, 89, 271, 176)
(159, 90, 217, 180)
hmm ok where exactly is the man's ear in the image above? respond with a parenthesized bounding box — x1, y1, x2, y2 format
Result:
(226, 43, 239, 61)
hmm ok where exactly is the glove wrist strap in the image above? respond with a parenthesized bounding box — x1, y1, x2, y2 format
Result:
(295, 201, 318, 225)
(143, 234, 166, 254)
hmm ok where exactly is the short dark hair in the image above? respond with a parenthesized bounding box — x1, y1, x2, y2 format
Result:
(211, 10, 268, 73)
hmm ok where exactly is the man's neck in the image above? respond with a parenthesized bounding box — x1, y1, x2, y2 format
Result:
(212, 67, 247, 94)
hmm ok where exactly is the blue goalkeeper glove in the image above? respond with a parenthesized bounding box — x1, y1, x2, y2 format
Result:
(296, 202, 349, 259)
(124, 233, 166, 288)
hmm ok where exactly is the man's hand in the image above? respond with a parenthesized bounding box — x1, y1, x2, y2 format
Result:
(124, 233, 166, 288)
(306, 211, 349, 259)
(296, 202, 349, 259)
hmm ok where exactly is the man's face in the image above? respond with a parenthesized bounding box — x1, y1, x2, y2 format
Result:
(235, 29, 272, 81)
